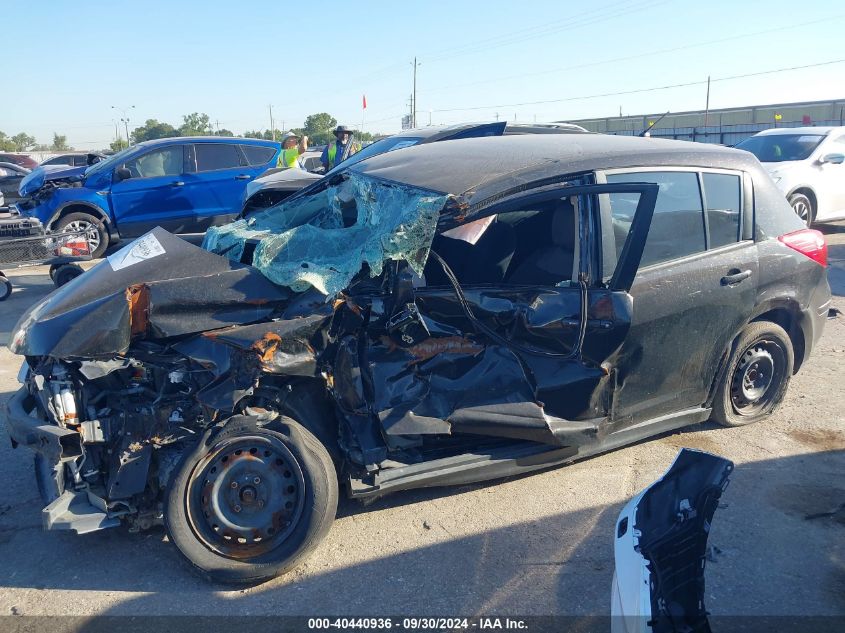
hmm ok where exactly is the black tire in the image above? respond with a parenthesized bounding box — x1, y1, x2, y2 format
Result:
(711, 321, 794, 427)
(0, 275, 11, 301)
(49, 264, 59, 282)
(53, 212, 109, 258)
(53, 263, 84, 287)
(165, 416, 338, 584)
(788, 192, 814, 227)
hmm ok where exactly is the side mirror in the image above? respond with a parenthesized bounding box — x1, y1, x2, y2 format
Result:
(821, 153, 845, 165)
(115, 167, 132, 181)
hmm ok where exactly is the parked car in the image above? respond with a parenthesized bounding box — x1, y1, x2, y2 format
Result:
(241, 121, 588, 215)
(0, 162, 30, 207)
(41, 152, 107, 168)
(5, 134, 829, 584)
(0, 153, 38, 170)
(14, 137, 281, 257)
(735, 126, 845, 226)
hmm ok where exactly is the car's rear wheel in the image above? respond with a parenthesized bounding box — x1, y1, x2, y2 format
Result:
(711, 321, 794, 427)
(54, 212, 109, 258)
(788, 192, 814, 227)
(165, 416, 337, 584)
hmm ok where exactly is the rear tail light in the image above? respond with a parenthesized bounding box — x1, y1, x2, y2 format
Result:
(778, 228, 827, 267)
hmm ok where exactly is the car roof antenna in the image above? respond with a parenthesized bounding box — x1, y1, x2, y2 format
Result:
(639, 111, 670, 137)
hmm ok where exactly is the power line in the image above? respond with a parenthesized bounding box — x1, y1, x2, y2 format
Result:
(424, 13, 845, 97)
(295, 0, 666, 103)
(423, 0, 649, 62)
(431, 58, 845, 113)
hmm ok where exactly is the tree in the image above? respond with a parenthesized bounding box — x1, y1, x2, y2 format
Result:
(243, 129, 283, 141)
(179, 112, 214, 136)
(51, 133, 71, 151)
(131, 119, 179, 143)
(0, 131, 14, 152)
(214, 128, 234, 137)
(110, 138, 129, 152)
(10, 133, 36, 151)
(302, 113, 337, 145)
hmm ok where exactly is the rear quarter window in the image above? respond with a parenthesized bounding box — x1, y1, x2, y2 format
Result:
(240, 144, 277, 166)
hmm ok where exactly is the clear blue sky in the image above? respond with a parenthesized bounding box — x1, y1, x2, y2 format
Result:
(6, 0, 845, 149)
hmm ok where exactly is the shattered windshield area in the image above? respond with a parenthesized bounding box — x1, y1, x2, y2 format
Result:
(204, 172, 448, 296)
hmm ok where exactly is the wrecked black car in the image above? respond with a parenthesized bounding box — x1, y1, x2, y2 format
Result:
(4, 134, 831, 584)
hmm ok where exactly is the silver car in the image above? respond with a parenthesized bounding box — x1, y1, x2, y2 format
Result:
(736, 126, 845, 226)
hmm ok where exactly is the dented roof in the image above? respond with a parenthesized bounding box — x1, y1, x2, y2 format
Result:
(347, 133, 760, 204)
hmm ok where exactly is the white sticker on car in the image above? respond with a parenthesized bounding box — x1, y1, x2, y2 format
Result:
(108, 233, 166, 271)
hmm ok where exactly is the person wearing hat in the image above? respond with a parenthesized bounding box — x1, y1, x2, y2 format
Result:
(278, 131, 309, 169)
(320, 125, 359, 172)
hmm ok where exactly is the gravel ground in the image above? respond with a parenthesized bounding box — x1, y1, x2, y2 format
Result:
(0, 225, 842, 619)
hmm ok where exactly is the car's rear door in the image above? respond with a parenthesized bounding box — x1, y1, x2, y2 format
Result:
(186, 142, 269, 231)
(598, 168, 758, 424)
(109, 144, 195, 237)
(354, 181, 658, 447)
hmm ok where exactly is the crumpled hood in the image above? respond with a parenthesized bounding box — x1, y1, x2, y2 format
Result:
(10, 228, 291, 359)
(18, 165, 86, 197)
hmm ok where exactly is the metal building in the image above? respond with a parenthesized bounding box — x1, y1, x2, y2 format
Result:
(563, 98, 845, 145)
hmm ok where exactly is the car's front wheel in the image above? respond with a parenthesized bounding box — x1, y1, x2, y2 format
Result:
(165, 416, 338, 584)
(788, 192, 814, 227)
(711, 321, 794, 427)
(54, 212, 109, 258)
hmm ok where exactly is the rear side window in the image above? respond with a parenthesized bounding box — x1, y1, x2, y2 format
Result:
(240, 144, 276, 166)
(703, 173, 741, 248)
(607, 171, 705, 267)
(195, 143, 241, 171)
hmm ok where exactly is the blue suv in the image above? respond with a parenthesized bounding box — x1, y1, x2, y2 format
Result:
(16, 137, 280, 257)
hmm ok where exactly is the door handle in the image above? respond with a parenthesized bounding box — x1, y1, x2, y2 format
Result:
(721, 269, 752, 286)
(234, 174, 251, 180)
(170, 181, 185, 187)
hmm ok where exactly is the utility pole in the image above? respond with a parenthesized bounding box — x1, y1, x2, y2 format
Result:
(411, 57, 420, 128)
(215, 119, 220, 133)
(495, 112, 499, 121)
(703, 75, 711, 130)
(269, 104, 275, 140)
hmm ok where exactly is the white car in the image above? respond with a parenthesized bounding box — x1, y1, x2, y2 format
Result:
(735, 126, 845, 226)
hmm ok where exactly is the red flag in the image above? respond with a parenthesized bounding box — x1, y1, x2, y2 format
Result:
(362, 94, 367, 110)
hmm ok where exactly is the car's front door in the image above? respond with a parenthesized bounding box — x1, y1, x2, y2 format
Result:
(109, 144, 196, 237)
(352, 181, 658, 448)
(599, 168, 758, 424)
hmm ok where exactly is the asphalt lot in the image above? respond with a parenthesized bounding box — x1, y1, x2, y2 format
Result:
(0, 225, 843, 620)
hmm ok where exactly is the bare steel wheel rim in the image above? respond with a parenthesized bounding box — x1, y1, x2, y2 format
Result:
(63, 220, 101, 252)
(729, 339, 786, 416)
(791, 199, 810, 225)
(186, 434, 306, 560)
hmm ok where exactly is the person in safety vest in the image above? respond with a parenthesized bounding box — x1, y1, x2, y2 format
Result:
(320, 125, 359, 172)
(277, 131, 308, 169)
